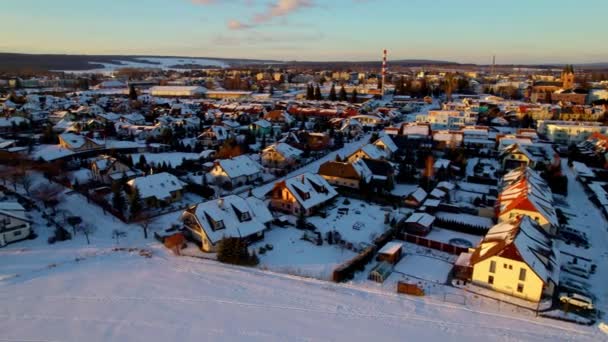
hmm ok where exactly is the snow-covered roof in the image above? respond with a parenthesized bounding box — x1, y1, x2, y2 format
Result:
(188, 195, 271, 245)
(378, 241, 403, 255)
(282, 172, 338, 210)
(472, 216, 558, 284)
(405, 212, 435, 228)
(216, 155, 263, 179)
(263, 142, 303, 160)
(127, 172, 185, 201)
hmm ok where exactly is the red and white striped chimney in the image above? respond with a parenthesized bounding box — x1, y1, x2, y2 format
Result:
(381, 49, 387, 96)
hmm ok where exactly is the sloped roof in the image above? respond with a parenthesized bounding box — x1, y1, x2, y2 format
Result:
(282, 172, 338, 210)
(470, 217, 558, 284)
(217, 155, 262, 179)
(127, 172, 185, 201)
(189, 195, 271, 245)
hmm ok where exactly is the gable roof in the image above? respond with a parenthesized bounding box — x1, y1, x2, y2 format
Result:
(318, 159, 372, 182)
(187, 195, 271, 245)
(127, 172, 185, 201)
(281, 172, 338, 210)
(470, 217, 559, 284)
(216, 155, 263, 179)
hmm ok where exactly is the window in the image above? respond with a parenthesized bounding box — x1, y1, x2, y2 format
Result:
(519, 268, 527, 281)
(489, 260, 496, 273)
(508, 265, 513, 270)
(503, 263, 507, 269)
(488, 275, 494, 285)
(240, 212, 251, 222)
(13, 230, 22, 237)
(517, 283, 524, 293)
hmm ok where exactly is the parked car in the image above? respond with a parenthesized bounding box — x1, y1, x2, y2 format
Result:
(561, 263, 590, 279)
(560, 293, 594, 310)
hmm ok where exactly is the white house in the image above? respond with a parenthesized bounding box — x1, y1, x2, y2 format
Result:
(0, 202, 32, 247)
(209, 155, 263, 188)
(181, 195, 272, 252)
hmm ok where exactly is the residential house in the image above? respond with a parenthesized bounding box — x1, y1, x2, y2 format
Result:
(198, 125, 230, 148)
(318, 159, 372, 189)
(269, 172, 338, 216)
(58, 133, 105, 152)
(496, 167, 558, 235)
(181, 195, 272, 252)
(209, 155, 263, 188)
(261, 143, 303, 169)
(0, 202, 32, 247)
(127, 172, 185, 208)
(468, 216, 559, 302)
(91, 155, 139, 184)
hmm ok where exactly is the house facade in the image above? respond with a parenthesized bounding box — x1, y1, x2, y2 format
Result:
(269, 172, 338, 216)
(0, 203, 32, 247)
(181, 195, 272, 252)
(469, 217, 558, 302)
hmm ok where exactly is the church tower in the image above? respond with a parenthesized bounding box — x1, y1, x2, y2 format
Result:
(562, 64, 575, 90)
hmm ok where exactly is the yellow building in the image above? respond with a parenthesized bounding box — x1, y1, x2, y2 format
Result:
(469, 217, 559, 302)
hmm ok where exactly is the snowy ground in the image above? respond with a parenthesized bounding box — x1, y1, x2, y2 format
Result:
(3, 174, 600, 341)
(556, 159, 608, 315)
(308, 197, 391, 247)
(1, 244, 601, 342)
(253, 227, 357, 280)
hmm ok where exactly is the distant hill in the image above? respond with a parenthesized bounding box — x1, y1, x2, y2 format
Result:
(0, 53, 277, 73)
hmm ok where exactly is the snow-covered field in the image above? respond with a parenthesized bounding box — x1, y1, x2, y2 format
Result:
(59, 57, 228, 73)
(0, 244, 600, 342)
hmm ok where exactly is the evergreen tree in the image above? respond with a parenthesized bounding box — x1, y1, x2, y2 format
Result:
(314, 84, 322, 100)
(129, 85, 137, 101)
(329, 84, 337, 101)
(306, 84, 314, 100)
(339, 85, 347, 101)
(350, 89, 358, 103)
(129, 187, 142, 217)
(112, 188, 125, 213)
(138, 154, 147, 169)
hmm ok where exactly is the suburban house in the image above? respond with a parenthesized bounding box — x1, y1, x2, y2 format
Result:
(181, 195, 272, 252)
(282, 131, 331, 151)
(198, 125, 230, 148)
(250, 119, 273, 137)
(496, 167, 558, 235)
(500, 143, 556, 171)
(318, 159, 372, 189)
(401, 212, 435, 235)
(404, 187, 428, 208)
(269, 172, 338, 216)
(58, 133, 105, 152)
(209, 155, 263, 188)
(0, 202, 32, 247)
(261, 142, 303, 169)
(467, 216, 559, 302)
(127, 172, 186, 208)
(263, 110, 294, 126)
(91, 155, 139, 184)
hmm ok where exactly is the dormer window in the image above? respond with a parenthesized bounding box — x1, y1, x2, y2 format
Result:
(240, 212, 251, 222)
(213, 219, 225, 230)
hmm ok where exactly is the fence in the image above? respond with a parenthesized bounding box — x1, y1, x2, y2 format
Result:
(332, 228, 396, 282)
(398, 232, 468, 255)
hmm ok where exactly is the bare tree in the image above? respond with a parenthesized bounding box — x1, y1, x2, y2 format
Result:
(136, 213, 155, 239)
(32, 183, 63, 213)
(112, 229, 127, 244)
(21, 173, 34, 196)
(76, 223, 96, 244)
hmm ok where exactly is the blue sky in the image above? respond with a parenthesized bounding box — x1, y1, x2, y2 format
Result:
(2, 0, 607, 64)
